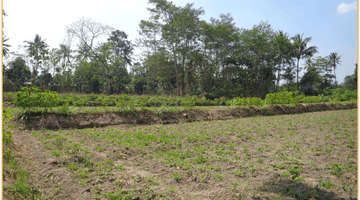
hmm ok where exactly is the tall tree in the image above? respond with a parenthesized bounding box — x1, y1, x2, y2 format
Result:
(4, 57, 31, 90)
(23, 34, 50, 83)
(66, 17, 113, 95)
(147, 0, 180, 95)
(2, 10, 10, 58)
(107, 30, 133, 65)
(326, 52, 341, 85)
(56, 44, 73, 71)
(148, 0, 204, 96)
(239, 21, 277, 97)
(291, 33, 318, 91)
(274, 30, 294, 91)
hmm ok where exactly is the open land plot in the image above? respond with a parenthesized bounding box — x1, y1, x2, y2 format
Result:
(4, 109, 357, 199)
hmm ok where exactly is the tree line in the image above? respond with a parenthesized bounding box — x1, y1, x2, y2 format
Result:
(2, 1, 357, 98)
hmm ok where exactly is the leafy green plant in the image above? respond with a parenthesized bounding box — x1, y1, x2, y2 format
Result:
(116, 165, 125, 170)
(172, 174, 184, 182)
(3, 109, 13, 145)
(68, 163, 79, 171)
(329, 163, 342, 177)
(280, 170, 290, 177)
(232, 170, 245, 177)
(214, 173, 226, 180)
(288, 166, 304, 182)
(14, 87, 60, 112)
(167, 186, 177, 193)
(265, 90, 298, 105)
(318, 180, 335, 189)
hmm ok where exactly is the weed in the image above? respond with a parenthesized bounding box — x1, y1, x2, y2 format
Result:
(318, 180, 335, 189)
(232, 170, 245, 177)
(288, 166, 304, 182)
(51, 150, 61, 157)
(280, 170, 290, 177)
(172, 174, 184, 182)
(116, 165, 125, 170)
(200, 174, 207, 183)
(329, 163, 342, 177)
(69, 164, 79, 171)
(78, 169, 89, 179)
(167, 186, 177, 193)
(145, 176, 159, 186)
(214, 173, 226, 180)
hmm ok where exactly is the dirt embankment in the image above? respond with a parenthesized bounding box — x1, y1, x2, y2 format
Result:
(23, 102, 357, 130)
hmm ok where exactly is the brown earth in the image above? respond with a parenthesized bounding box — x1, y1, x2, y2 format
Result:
(3, 104, 358, 200)
(23, 103, 356, 130)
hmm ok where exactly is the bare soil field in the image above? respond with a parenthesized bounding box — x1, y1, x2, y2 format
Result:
(3, 108, 358, 200)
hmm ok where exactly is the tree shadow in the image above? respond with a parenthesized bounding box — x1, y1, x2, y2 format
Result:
(260, 177, 350, 200)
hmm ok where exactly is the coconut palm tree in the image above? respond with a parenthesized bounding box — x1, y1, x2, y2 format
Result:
(3, 36, 10, 58)
(291, 34, 318, 90)
(326, 52, 341, 85)
(56, 44, 73, 71)
(23, 34, 49, 76)
(3, 10, 10, 58)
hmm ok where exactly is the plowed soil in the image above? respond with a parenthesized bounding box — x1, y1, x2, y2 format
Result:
(3, 104, 358, 200)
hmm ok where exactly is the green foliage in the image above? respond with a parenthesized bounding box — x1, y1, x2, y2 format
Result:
(318, 180, 335, 189)
(301, 95, 324, 104)
(265, 90, 299, 105)
(172, 173, 184, 181)
(232, 170, 245, 177)
(14, 87, 60, 111)
(3, 108, 13, 145)
(288, 166, 304, 182)
(228, 97, 264, 106)
(115, 94, 137, 114)
(330, 88, 357, 102)
(3, 109, 37, 198)
(329, 163, 342, 177)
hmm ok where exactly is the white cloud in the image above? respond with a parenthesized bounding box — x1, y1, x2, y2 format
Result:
(337, 2, 357, 14)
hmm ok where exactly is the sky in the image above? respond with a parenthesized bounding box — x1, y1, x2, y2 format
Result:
(2, 0, 358, 84)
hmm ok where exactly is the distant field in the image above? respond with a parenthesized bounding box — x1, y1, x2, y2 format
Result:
(4, 109, 357, 199)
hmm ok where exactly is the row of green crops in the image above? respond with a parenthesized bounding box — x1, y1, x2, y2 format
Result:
(11, 87, 357, 110)
(3, 108, 39, 198)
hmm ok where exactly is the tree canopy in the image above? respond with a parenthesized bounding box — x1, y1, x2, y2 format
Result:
(3, 0, 355, 96)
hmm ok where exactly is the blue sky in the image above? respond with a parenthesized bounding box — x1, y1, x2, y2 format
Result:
(3, 0, 357, 84)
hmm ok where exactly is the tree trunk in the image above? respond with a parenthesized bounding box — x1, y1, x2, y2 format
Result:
(106, 67, 110, 95)
(173, 47, 180, 96)
(334, 66, 337, 85)
(296, 59, 300, 91)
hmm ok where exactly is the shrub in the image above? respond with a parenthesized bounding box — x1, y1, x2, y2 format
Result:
(331, 88, 357, 102)
(228, 97, 264, 106)
(301, 95, 324, 104)
(265, 90, 298, 105)
(14, 87, 60, 111)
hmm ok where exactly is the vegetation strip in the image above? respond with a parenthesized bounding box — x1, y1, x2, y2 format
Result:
(22, 102, 356, 130)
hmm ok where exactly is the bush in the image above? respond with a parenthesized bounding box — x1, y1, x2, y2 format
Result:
(301, 95, 324, 104)
(330, 88, 357, 102)
(14, 87, 60, 111)
(265, 90, 298, 105)
(228, 97, 264, 106)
